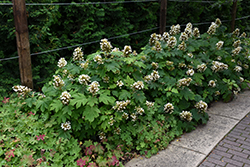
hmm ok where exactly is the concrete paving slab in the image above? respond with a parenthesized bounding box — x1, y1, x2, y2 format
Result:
(171, 114, 238, 155)
(125, 145, 206, 167)
(208, 90, 250, 120)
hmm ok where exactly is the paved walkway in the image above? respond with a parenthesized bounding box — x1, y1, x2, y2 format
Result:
(199, 114, 250, 167)
(125, 89, 250, 167)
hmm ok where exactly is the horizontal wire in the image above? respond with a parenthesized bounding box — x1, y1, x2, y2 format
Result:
(1, 14, 249, 62)
(0, 0, 225, 6)
(0, 0, 158, 6)
(0, 27, 158, 61)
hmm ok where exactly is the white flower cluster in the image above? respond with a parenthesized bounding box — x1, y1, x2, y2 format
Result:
(122, 112, 129, 120)
(166, 60, 174, 66)
(234, 65, 242, 72)
(108, 116, 115, 126)
(193, 27, 200, 38)
(233, 87, 241, 95)
(149, 33, 162, 45)
(135, 106, 144, 115)
(195, 100, 208, 112)
(208, 80, 216, 87)
(102, 76, 110, 83)
(61, 121, 71, 131)
(57, 58, 67, 68)
(60, 91, 71, 105)
(178, 78, 192, 87)
(207, 19, 221, 35)
(211, 61, 228, 72)
(197, 63, 207, 73)
(78, 74, 91, 85)
(144, 70, 160, 83)
(232, 47, 242, 56)
(179, 32, 189, 41)
(178, 41, 186, 51)
(233, 40, 241, 48)
(116, 80, 124, 88)
(80, 61, 89, 69)
(186, 69, 194, 76)
(122, 45, 132, 57)
(112, 100, 131, 111)
(12, 85, 32, 96)
(215, 18, 222, 26)
(216, 41, 224, 50)
(162, 32, 170, 42)
(94, 55, 104, 64)
(73, 47, 84, 61)
(240, 32, 246, 38)
(178, 62, 186, 68)
(112, 47, 120, 52)
(169, 24, 181, 36)
(130, 113, 137, 122)
(152, 41, 162, 51)
(187, 53, 193, 58)
(240, 77, 244, 82)
(243, 64, 249, 69)
(67, 73, 74, 81)
(184, 23, 192, 38)
(232, 28, 240, 37)
(114, 127, 121, 135)
(99, 132, 106, 140)
(180, 111, 192, 122)
(87, 81, 100, 95)
(146, 101, 154, 108)
(100, 38, 113, 53)
(215, 91, 221, 96)
(164, 103, 174, 114)
(151, 62, 159, 69)
(53, 75, 65, 88)
(131, 81, 144, 90)
(167, 36, 177, 48)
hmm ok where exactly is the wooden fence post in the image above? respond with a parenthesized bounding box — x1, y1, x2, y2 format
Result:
(12, 0, 33, 89)
(231, 0, 237, 32)
(159, 0, 167, 34)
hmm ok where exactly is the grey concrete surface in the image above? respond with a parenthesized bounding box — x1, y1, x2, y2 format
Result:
(125, 89, 250, 167)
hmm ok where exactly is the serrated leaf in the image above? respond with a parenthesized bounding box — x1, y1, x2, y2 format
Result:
(25, 97, 37, 108)
(99, 93, 116, 105)
(133, 91, 146, 103)
(71, 93, 88, 109)
(50, 100, 63, 112)
(119, 90, 131, 100)
(62, 105, 74, 116)
(87, 97, 98, 107)
(83, 106, 100, 122)
(105, 61, 120, 72)
(36, 97, 52, 112)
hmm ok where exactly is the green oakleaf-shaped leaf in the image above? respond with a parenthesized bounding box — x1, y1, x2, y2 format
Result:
(99, 90, 116, 105)
(119, 90, 131, 100)
(105, 61, 120, 72)
(83, 106, 100, 122)
(50, 99, 63, 112)
(87, 97, 98, 107)
(62, 105, 74, 116)
(71, 93, 88, 109)
(133, 91, 146, 103)
(36, 97, 52, 112)
(25, 97, 37, 108)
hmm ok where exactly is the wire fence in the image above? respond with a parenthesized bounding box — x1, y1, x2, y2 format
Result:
(0, 0, 221, 6)
(1, 13, 250, 62)
(0, 0, 246, 62)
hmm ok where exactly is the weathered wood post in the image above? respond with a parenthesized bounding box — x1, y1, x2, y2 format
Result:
(13, 0, 33, 89)
(231, 0, 238, 32)
(159, 0, 167, 34)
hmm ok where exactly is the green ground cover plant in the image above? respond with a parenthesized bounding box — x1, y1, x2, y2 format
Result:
(1, 19, 250, 166)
